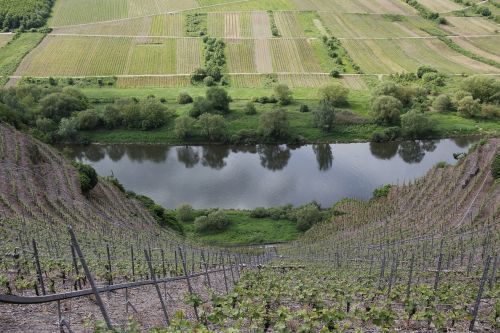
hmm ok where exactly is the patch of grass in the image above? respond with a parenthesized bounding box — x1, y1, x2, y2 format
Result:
(183, 210, 301, 245)
(297, 11, 321, 37)
(0, 33, 45, 85)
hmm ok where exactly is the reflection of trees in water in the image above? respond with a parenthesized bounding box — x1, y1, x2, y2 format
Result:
(106, 145, 126, 162)
(451, 136, 477, 148)
(202, 146, 230, 170)
(398, 140, 437, 164)
(176, 146, 200, 168)
(312, 144, 333, 171)
(257, 145, 291, 171)
(84, 145, 105, 162)
(231, 146, 257, 154)
(125, 145, 169, 163)
(370, 141, 399, 160)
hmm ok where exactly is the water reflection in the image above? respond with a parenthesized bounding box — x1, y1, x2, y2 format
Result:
(312, 144, 333, 171)
(64, 139, 476, 209)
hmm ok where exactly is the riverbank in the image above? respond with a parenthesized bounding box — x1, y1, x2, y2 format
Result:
(80, 88, 499, 145)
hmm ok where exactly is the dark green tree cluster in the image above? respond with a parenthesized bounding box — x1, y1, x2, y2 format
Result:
(250, 202, 325, 232)
(0, 0, 54, 31)
(194, 210, 230, 233)
(74, 162, 98, 193)
(191, 37, 227, 86)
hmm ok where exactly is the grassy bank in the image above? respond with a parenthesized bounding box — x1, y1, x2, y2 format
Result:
(81, 87, 499, 144)
(182, 210, 301, 246)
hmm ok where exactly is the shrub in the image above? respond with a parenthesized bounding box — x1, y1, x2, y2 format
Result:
(295, 204, 322, 231)
(139, 100, 169, 130)
(258, 109, 290, 140)
(319, 83, 349, 106)
(492, 154, 500, 179)
(432, 94, 452, 113)
(274, 84, 293, 105)
(198, 113, 227, 141)
(76, 109, 102, 130)
(460, 75, 500, 103)
(57, 117, 78, 141)
(177, 203, 195, 222)
(313, 100, 336, 132)
(189, 97, 213, 118)
(299, 104, 310, 113)
(195, 210, 230, 232)
(371, 127, 401, 142)
(330, 70, 341, 78)
(457, 96, 481, 118)
(401, 110, 432, 138)
(203, 76, 215, 86)
(417, 66, 438, 78)
(177, 92, 193, 104)
(371, 95, 403, 125)
(231, 129, 258, 145)
(373, 184, 392, 199)
(75, 163, 98, 193)
(244, 102, 257, 115)
(206, 87, 231, 114)
(175, 116, 196, 139)
(480, 104, 500, 119)
(250, 207, 269, 218)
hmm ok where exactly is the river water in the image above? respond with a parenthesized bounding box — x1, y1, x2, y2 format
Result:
(66, 137, 477, 209)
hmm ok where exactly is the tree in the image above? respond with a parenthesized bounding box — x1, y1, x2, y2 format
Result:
(140, 100, 169, 130)
(460, 75, 500, 103)
(102, 105, 123, 129)
(417, 66, 438, 78)
(258, 109, 290, 140)
(313, 99, 336, 132)
(432, 94, 452, 113)
(177, 203, 195, 222)
(319, 83, 349, 106)
(492, 154, 500, 179)
(175, 116, 196, 139)
(177, 92, 193, 104)
(371, 95, 403, 125)
(39, 93, 88, 122)
(401, 110, 432, 138)
(57, 117, 78, 141)
(76, 109, 102, 130)
(195, 210, 230, 232)
(198, 113, 227, 141)
(189, 97, 213, 118)
(274, 84, 293, 105)
(457, 96, 481, 118)
(206, 87, 231, 114)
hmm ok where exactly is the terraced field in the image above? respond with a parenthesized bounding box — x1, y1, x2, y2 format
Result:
(417, 0, 464, 13)
(208, 12, 252, 38)
(290, 0, 416, 14)
(342, 38, 500, 74)
(0, 34, 12, 48)
(440, 16, 500, 36)
(451, 36, 500, 63)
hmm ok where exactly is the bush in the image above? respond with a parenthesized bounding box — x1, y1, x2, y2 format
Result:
(460, 75, 500, 103)
(258, 109, 290, 140)
(174, 116, 196, 139)
(177, 92, 193, 104)
(206, 87, 231, 114)
(371, 127, 401, 142)
(177, 203, 195, 222)
(401, 110, 432, 138)
(299, 104, 310, 113)
(330, 70, 341, 78)
(480, 104, 500, 119)
(274, 84, 293, 105)
(250, 207, 269, 218)
(432, 94, 452, 113)
(492, 154, 500, 179)
(319, 83, 349, 107)
(75, 163, 98, 193)
(457, 96, 481, 118)
(373, 184, 392, 199)
(313, 100, 336, 132)
(371, 95, 403, 125)
(76, 109, 102, 130)
(295, 204, 322, 231)
(189, 97, 213, 118)
(195, 210, 230, 232)
(198, 113, 227, 141)
(244, 102, 257, 115)
(231, 129, 258, 145)
(417, 66, 438, 78)
(203, 76, 215, 86)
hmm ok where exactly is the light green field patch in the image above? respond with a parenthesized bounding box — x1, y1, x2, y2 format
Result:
(274, 11, 305, 37)
(290, 0, 416, 15)
(226, 39, 256, 72)
(53, 17, 153, 36)
(451, 36, 500, 63)
(417, 0, 463, 12)
(128, 39, 177, 74)
(440, 17, 500, 36)
(319, 13, 432, 38)
(189, 0, 296, 12)
(0, 34, 13, 48)
(342, 38, 500, 74)
(150, 14, 185, 36)
(270, 39, 322, 72)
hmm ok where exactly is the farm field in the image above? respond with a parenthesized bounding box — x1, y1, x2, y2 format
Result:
(290, 0, 416, 14)
(0, 34, 13, 48)
(342, 38, 500, 74)
(417, 0, 465, 12)
(440, 16, 500, 36)
(451, 36, 500, 63)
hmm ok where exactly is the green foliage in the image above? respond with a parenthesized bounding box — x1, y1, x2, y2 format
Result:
(492, 154, 500, 179)
(313, 100, 336, 132)
(405, 0, 442, 22)
(268, 11, 280, 36)
(57, 117, 78, 141)
(401, 110, 432, 138)
(0, 0, 54, 30)
(206, 87, 231, 114)
(457, 96, 481, 118)
(371, 126, 401, 142)
(174, 115, 195, 139)
(39, 91, 88, 122)
(258, 109, 290, 140)
(176, 203, 195, 222)
(244, 102, 257, 115)
(74, 162, 98, 193)
(274, 84, 293, 106)
(432, 94, 452, 113)
(191, 37, 226, 84)
(295, 203, 322, 231)
(371, 95, 402, 125)
(195, 210, 230, 233)
(185, 13, 207, 36)
(198, 113, 227, 142)
(416, 66, 438, 79)
(76, 109, 102, 130)
(373, 184, 392, 199)
(319, 83, 349, 107)
(177, 92, 193, 105)
(460, 75, 500, 104)
(300, 104, 310, 113)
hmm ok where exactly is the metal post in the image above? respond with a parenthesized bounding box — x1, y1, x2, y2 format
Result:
(469, 256, 491, 332)
(144, 249, 170, 326)
(179, 248, 199, 322)
(32, 240, 46, 295)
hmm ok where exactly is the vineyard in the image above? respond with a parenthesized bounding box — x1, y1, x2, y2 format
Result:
(0, 125, 498, 332)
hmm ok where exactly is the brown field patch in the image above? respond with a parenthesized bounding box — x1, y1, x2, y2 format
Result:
(251, 11, 272, 38)
(254, 39, 273, 73)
